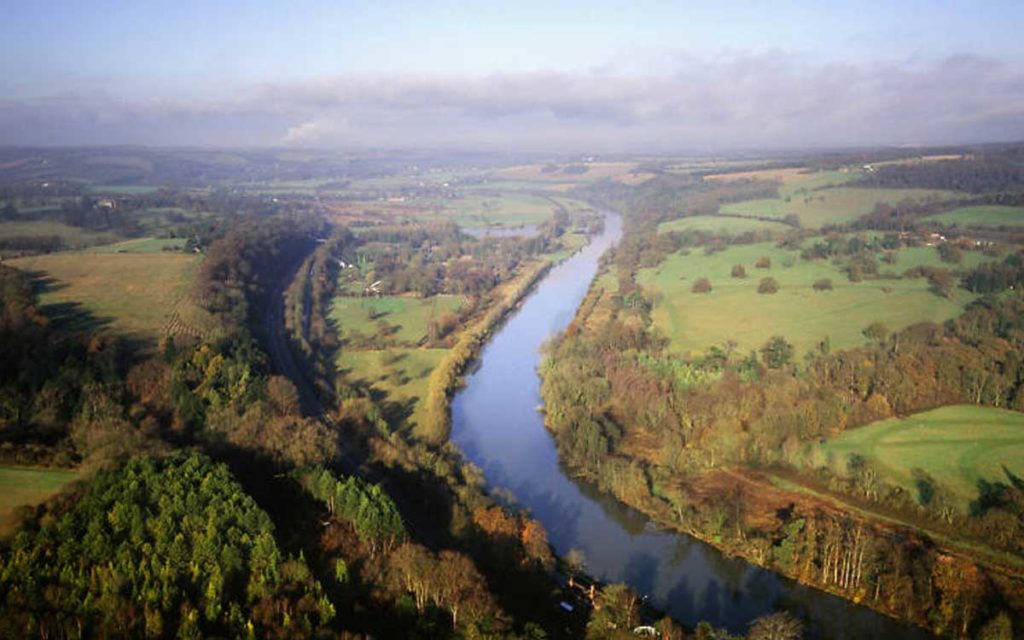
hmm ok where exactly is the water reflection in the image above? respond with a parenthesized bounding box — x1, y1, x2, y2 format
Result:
(451, 212, 933, 639)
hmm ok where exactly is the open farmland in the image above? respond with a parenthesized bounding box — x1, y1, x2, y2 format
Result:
(924, 205, 1024, 228)
(721, 187, 960, 229)
(813, 405, 1024, 511)
(657, 215, 791, 235)
(7, 252, 218, 343)
(336, 348, 448, 429)
(330, 294, 464, 346)
(0, 466, 77, 536)
(0, 220, 121, 251)
(430, 192, 559, 227)
(490, 161, 657, 185)
(704, 167, 856, 193)
(83, 236, 188, 253)
(636, 241, 981, 356)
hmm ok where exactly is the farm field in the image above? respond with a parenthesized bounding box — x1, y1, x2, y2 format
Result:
(813, 405, 1024, 510)
(884, 245, 991, 272)
(924, 205, 1024, 228)
(430, 192, 559, 227)
(720, 187, 959, 229)
(0, 466, 77, 536)
(657, 215, 791, 235)
(83, 236, 188, 253)
(0, 220, 121, 249)
(704, 168, 856, 194)
(490, 162, 656, 185)
(7, 252, 217, 342)
(336, 348, 448, 429)
(330, 295, 464, 346)
(636, 241, 978, 355)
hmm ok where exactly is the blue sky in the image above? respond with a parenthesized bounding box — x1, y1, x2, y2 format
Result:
(1, 1, 1022, 149)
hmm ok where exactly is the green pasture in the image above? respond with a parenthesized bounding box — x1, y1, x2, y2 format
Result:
(657, 215, 791, 235)
(924, 205, 1024, 228)
(814, 405, 1024, 510)
(882, 245, 990, 273)
(431, 193, 558, 227)
(330, 295, 464, 346)
(721, 187, 959, 229)
(636, 241, 975, 356)
(0, 220, 121, 249)
(336, 348, 448, 429)
(0, 466, 77, 535)
(7, 251, 215, 342)
(84, 236, 188, 253)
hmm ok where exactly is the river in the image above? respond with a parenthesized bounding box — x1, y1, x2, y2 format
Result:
(450, 212, 933, 639)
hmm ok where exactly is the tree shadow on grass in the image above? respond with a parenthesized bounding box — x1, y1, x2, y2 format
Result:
(25, 270, 153, 356)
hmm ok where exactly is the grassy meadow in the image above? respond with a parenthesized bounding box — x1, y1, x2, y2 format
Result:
(431, 193, 559, 227)
(330, 295, 464, 346)
(721, 187, 959, 229)
(814, 405, 1024, 510)
(490, 162, 657, 185)
(704, 167, 856, 193)
(636, 241, 980, 356)
(7, 251, 218, 342)
(83, 236, 189, 253)
(0, 220, 121, 250)
(924, 205, 1024, 228)
(336, 348, 449, 429)
(0, 466, 77, 536)
(657, 215, 791, 235)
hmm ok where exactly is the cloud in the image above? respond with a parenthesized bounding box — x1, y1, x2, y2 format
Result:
(2, 52, 1022, 150)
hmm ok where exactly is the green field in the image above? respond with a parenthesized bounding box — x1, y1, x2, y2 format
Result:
(330, 295, 464, 346)
(924, 205, 1024, 228)
(636, 241, 976, 356)
(84, 236, 188, 253)
(882, 245, 990, 273)
(721, 187, 959, 229)
(814, 405, 1024, 510)
(706, 167, 856, 194)
(336, 348, 448, 429)
(657, 215, 791, 235)
(0, 220, 121, 249)
(431, 193, 558, 227)
(8, 252, 218, 342)
(0, 466, 77, 535)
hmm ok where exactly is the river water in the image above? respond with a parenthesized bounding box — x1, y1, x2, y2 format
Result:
(451, 212, 933, 639)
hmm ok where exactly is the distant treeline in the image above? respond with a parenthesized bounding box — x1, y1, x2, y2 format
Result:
(581, 173, 780, 234)
(853, 156, 1024, 194)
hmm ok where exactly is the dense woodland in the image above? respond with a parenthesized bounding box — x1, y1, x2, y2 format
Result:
(853, 154, 1024, 194)
(0, 453, 334, 638)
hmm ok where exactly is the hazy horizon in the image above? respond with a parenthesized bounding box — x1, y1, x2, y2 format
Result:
(3, 0, 1023, 151)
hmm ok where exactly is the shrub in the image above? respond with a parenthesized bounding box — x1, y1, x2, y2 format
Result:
(757, 277, 779, 294)
(938, 243, 963, 264)
(755, 256, 772, 269)
(691, 277, 712, 293)
(731, 265, 747, 278)
(812, 278, 833, 291)
(760, 336, 794, 369)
